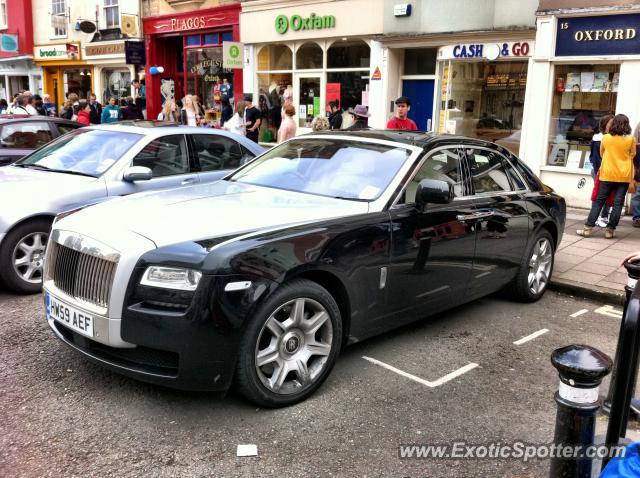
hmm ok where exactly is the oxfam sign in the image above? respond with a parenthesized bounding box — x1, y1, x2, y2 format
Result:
(275, 13, 336, 34)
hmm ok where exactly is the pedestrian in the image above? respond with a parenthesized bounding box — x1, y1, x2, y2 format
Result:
(222, 100, 246, 136)
(88, 94, 102, 124)
(33, 95, 46, 116)
(220, 96, 233, 127)
(121, 96, 144, 120)
(311, 115, 330, 132)
(277, 104, 297, 143)
(12, 95, 30, 115)
(243, 94, 261, 143)
(180, 94, 200, 126)
(589, 114, 615, 227)
(76, 100, 91, 125)
(42, 94, 57, 117)
(0, 98, 7, 114)
(59, 100, 74, 120)
(345, 104, 370, 130)
(577, 114, 637, 239)
(6, 93, 19, 114)
(157, 99, 180, 123)
(630, 122, 640, 228)
(101, 97, 121, 123)
(387, 96, 418, 130)
(193, 95, 206, 121)
(328, 101, 342, 130)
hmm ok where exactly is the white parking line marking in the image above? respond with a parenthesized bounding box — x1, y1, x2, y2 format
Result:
(594, 305, 623, 319)
(513, 328, 549, 345)
(237, 444, 258, 457)
(362, 356, 478, 388)
(570, 309, 589, 318)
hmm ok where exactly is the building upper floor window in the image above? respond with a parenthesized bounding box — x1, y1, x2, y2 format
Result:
(51, 0, 67, 37)
(104, 0, 119, 28)
(0, 0, 8, 30)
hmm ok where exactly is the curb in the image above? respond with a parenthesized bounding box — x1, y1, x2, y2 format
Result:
(549, 278, 626, 306)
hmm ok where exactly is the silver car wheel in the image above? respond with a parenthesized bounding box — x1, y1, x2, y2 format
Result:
(527, 237, 552, 295)
(12, 232, 48, 284)
(255, 297, 333, 395)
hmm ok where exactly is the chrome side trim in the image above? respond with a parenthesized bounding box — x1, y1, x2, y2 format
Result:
(225, 281, 252, 292)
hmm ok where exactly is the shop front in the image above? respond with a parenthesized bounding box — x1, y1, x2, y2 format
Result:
(143, 4, 242, 121)
(436, 40, 533, 154)
(34, 43, 91, 107)
(84, 42, 136, 105)
(0, 57, 42, 99)
(240, 0, 384, 136)
(520, 11, 640, 207)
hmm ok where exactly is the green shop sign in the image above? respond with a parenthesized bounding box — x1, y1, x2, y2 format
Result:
(275, 13, 336, 34)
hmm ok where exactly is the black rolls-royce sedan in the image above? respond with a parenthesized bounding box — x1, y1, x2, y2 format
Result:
(44, 131, 566, 407)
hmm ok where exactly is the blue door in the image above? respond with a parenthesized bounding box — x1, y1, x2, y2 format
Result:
(402, 79, 435, 131)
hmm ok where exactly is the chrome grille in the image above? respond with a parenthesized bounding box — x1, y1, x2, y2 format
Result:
(46, 241, 117, 308)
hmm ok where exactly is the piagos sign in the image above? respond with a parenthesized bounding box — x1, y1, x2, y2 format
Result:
(275, 12, 336, 34)
(555, 13, 640, 56)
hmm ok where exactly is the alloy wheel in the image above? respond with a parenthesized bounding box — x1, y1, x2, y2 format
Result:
(12, 232, 48, 284)
(254, 297, 333, 395)
(527, 237, 553, 295)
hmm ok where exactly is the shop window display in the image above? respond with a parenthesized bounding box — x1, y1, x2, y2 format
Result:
(439, 60, 527, 155)
(546, 64, 619, 169)
(64, 69, 92, 100)
(258, 44, 293, 71)
(186, 47, 234, 124)
(327, 39, 370, 68)
(296, 42, 323, 69)
(326, 71, 369, 113)
(103, 70, 131, 104)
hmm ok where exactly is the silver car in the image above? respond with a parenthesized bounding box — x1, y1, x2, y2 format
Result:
(0, 123, 264, 293)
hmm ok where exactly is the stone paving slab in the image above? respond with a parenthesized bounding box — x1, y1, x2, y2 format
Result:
(549, 208, 639, 304)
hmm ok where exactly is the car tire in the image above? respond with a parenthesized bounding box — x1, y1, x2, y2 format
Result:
(235, 279, 342, 408)
(0, 218, 52, 294)
(508, 229, 555, 303)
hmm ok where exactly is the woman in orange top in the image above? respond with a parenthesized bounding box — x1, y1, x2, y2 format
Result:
(578, 114, 637, 239)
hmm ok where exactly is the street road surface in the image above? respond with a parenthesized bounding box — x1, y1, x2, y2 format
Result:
(0, 288, 633, 477)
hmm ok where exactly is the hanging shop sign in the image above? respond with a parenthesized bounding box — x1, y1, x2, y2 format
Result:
(275, 12, 336, 34)
(555, 13, 640, 56)
(0, 34, 18, 53)
(438, 41, 532, 60)
(222, 41, 244, 69)
(125, 41, 145, 65)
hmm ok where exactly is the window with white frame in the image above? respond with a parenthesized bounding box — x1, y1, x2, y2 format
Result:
(51, 0, 66, 37)
(0, 0, 8, 30)
(104, 0, 119, 29)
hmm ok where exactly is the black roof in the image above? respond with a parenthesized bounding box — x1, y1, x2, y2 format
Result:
(306, 129, 500, 149)
(0, 115, 81, 126)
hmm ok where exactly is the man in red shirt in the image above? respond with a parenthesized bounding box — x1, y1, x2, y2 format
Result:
(387, 96, 418, 130)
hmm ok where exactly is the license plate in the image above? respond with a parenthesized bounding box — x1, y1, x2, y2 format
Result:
(45, 293, 94, 338)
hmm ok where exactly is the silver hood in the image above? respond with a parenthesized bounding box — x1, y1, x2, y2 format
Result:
(56, 180, 370, 248)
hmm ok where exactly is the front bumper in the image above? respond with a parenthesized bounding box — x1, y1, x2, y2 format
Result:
(46, 274, 277, 392)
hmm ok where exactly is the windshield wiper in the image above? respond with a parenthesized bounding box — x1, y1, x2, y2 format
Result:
(13, 163, 96, 177)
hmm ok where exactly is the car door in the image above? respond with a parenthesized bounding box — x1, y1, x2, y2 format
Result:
(385, 145, 477, 325)
(107, 134, 199, 195)
(190, 134, 254, 183)
(0, 121, 54, 166)
(462, 145, 531, 300)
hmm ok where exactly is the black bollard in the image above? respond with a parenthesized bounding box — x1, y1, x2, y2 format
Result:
(602, 261, 640, 416)
(549, 345, 612, 478)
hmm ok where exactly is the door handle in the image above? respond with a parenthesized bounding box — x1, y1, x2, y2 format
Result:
(456, 211, 494, 222)
(181, 177, 197, 185)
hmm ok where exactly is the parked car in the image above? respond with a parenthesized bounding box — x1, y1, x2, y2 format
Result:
(44, 131, 566, 407)
(0, 116, 83, 166)
(0, 123, 264, 293)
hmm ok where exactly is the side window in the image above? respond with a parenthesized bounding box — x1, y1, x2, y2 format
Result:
(399, 148, 464, 204)
(466, 148, 513, 194)
(57, 123, 82, 135)
(0, 122, 53, 149)
(240, 144, 256, 165)
(132, 135, 189, 178)
(501, 155, 527, 190)
(193, 135, 244, 171)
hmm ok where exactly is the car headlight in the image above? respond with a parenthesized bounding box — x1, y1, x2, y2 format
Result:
(140, 266, 202, 291)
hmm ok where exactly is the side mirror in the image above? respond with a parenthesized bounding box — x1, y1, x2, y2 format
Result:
(123, 166, 152, 182)
(415, 179, 453, 208)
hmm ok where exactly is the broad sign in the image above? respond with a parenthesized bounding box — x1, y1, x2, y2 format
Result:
(438, 41, 532, 60)
(555, 13, 640, 56)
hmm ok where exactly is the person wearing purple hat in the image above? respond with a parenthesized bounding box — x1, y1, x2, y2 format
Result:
(345, 104, 370, 130)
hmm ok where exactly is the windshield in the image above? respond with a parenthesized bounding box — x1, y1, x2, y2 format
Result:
(228, 138, 412, 201)
(15, 129, 142, 177)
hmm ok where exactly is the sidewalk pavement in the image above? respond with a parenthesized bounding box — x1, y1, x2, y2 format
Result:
(551, 208, 639, 304)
